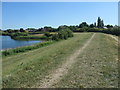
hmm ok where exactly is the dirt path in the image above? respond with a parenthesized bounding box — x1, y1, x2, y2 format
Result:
(33, 33, 96, 88)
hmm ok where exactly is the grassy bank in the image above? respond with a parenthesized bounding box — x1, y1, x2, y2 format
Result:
(52, 33, 118, 88)
(2, 33, 93, 88)
(2, 30, 73, 57)
(2, 33, 118, 88)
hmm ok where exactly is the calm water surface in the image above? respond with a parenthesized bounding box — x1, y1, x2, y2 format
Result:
(1, 36, 42, 50)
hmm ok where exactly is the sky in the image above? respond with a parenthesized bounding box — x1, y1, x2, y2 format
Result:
(2, 0, 120, 2)
(2, 2, 118, 30)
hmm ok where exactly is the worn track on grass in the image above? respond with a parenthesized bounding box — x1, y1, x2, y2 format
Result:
(34, 33, 96, 88)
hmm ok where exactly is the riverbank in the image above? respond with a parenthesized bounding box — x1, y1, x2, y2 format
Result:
(2, 40, 54, 57)
(1, 33, 47, 40)
(1, 29, 74, 56)
(1, 41, 44, 51)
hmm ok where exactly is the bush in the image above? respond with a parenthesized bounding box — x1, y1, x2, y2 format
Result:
(52, 34, 59, 41)
(102, 27, 120, 36)
(72, 27, 120, 36)
(52, 28, 74, 41)
(58, 30, 67, 39)
(10, 32, 29, 39)
(66, 29, 74, 37)
(44, 32, 52, 37)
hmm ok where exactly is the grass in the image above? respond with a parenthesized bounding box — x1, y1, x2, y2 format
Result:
(52, 33, 118, 88)
(2, 33, 93, 88)
(32, 34, 44, 36)
(2, 33, 118, 88)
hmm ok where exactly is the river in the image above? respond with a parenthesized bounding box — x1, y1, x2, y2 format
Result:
(1, 36, 42, 50)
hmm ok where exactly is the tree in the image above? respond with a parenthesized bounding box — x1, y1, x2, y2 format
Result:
(44, 32, 52, 37)
(37, 28, 43, 32)
(20, 28, 24, 30)
(14, 30, 20, 33)
(106, 25, 113, 28)
(26, 28, 36, 30)
(97, 17, 104, 28)
(79, 22, 89, 28)
(97, 17, 101, 28)
(69, 26, 78, 31)
(6, 29, 14, 33)
(43, 26, 53, 32)
(89, 24, 94, 28)
(101, 20, 104, 28)
(94, 22, 96, 27)
(26, 28, 36, 32)
(52, 34, 59, 41)
(20, 28, 26, 32)
(58, 25, 69, 31)
(66, 29, 73, 37)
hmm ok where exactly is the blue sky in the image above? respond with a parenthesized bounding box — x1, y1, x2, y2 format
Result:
(2, 2, 118, 30)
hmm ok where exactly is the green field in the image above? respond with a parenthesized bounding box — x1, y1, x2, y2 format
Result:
(2, 33, 118, 88)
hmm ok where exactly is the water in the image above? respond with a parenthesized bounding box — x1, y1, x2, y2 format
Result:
(0, 36, 42, 50)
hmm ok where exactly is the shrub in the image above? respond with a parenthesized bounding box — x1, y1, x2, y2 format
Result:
(10, 32, 29, 39)
(52, 34, 59, 41)
(44, 32, 52, 37)
(66, 29, 74, 37)
(58, 30, 67, 39)
(102, 27, 120, 36)
(52, 28, 74, 41)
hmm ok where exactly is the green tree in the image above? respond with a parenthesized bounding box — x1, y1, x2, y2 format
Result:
(94, 22, 96, 27)
(66, 30, 73, 37)
(20, 28, 26, 32)
(89, 24, 94, 28)
(79, 22, 89, 28)
(58, 25, 69, 31)
(97, 17, 104, 28)
(101, 20, 104, 27)
(52, 34, 59, 41)
(44, 32, 52, 37)
(69, 26, 78, 32)
(106, 25, 113, 28)
(43, 26, 53, 32)
(6, 29, 14, 33)
(97, 17, 101, 28)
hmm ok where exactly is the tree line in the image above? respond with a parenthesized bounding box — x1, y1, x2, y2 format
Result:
(1, 17, 120, 36)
